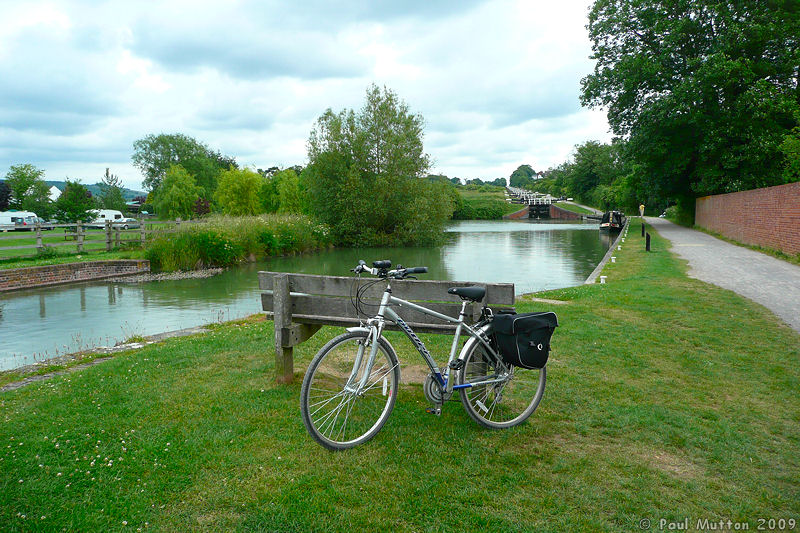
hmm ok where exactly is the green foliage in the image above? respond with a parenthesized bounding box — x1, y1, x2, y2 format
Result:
(35, 245, 61, 259)
(53, 180, 95, 223)
(153, 165, 203, 220)
(305, 85, 453, 246)
(509, 164, 538, 188)
(581, 0, 800, 198)
(132, 133, 237, 194)
(779, 114, 800, 182)
(98, 168, 127, 212)
(3, 163, 52, 218)
(144, 214, 332, 271)
(214, 168, 264, 216)
(275, 169, 302, 214)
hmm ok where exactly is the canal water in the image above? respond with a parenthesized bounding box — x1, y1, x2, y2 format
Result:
(0, 220, 610, 370)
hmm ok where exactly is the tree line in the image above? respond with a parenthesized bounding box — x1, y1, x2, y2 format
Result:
(0, 165, 133, 222)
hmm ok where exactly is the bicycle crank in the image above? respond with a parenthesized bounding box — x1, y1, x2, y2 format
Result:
(423, 373, 452, 405)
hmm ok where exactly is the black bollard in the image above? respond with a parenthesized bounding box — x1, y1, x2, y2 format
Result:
(646, 232, 651, 251)
(641, 221, 645, 237)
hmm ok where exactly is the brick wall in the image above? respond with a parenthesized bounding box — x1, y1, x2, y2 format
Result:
(503, 206, 530, 219)
(695, 182, 800, 255)
(0, 260, 150, 292)
(550, 204, 583, 220)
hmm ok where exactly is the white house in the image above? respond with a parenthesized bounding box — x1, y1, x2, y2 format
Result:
(48, 186, 61, 201)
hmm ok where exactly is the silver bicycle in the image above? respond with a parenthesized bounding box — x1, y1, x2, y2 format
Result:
(300, 260, 548, 450)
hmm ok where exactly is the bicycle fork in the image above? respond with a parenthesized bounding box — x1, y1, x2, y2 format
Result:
(344, 321, 386, 396)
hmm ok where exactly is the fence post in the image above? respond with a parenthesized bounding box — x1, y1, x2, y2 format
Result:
(105, 220, 112, 251)
(274, 273, 294, 384)
(641, 221, 645, 237)
(140, 218, 146, 246)
(35, 221, 43, 252)
(77, 221, 84, 253)
(646, 232, 651, 252)
(115, 226, 121, 248)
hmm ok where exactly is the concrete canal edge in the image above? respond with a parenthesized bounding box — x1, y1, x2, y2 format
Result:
(0, 260, 150, 292)
(585, 218, 630, 285)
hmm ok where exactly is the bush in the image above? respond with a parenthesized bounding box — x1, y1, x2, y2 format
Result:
(144, 214, 332, 271)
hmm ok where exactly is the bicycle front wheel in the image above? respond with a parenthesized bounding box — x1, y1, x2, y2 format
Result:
(300, 331, 400, 450)
(458, 340, 546, 429)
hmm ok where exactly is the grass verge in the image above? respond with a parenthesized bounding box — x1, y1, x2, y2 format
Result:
(554, 202, 595, 215)
(453, 188, 522, 219)
(1, 218, 798, 531)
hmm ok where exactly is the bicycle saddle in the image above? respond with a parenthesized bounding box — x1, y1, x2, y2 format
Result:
(447, 286, 485, 302)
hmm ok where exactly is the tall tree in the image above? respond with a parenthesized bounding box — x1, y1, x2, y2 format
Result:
(3, 163, 52, 217)
(0, 181, 10, 211)
(214, 168, 264, 216)
(275, 169, 302, 214)
(153, 165, 203, 219)
(581, 0, 800, 204)
(132, 133, 237, 194)
(98, 168, 127, 212)
(305, 85, 452, 246)
(509, 164, 537, 188)
(53, 180, 95, 223)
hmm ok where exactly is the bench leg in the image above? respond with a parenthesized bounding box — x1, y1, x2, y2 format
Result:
(275, 346, 294, 384)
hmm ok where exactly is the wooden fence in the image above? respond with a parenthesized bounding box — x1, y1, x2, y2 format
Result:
(0, 218, 200, 259)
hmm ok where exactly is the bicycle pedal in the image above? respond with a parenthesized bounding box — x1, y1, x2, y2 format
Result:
(425, 406, 442, 416)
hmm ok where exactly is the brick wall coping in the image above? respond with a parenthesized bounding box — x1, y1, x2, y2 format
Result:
(0, 260, 151, 293)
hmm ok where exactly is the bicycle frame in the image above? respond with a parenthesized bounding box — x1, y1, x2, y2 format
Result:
(350, 279, 508, 396)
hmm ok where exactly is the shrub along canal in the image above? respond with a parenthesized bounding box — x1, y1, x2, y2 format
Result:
(0, 219, 611, 370)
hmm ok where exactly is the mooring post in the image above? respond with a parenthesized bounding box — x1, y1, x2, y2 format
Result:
(646, 232, 651, 251)
(273, 273, 294, 384)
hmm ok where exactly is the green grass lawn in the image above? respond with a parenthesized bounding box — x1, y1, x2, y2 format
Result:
(455, 188, 523, 218)
(1, 219, 798, 531)
(0, 227, 143, 263)
(554, 202, 595, 215)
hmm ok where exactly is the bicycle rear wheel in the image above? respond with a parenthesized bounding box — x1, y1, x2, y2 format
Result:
(458, 340, 546, 429)
(300, 331, 399, 450)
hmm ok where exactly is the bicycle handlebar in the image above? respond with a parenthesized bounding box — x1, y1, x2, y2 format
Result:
(350, 260, 427, 279)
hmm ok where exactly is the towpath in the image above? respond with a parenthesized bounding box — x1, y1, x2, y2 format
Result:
(646, 217, 800, 333)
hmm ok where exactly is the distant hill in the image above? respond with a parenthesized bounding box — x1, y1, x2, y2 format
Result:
(45, 181, 146, 202)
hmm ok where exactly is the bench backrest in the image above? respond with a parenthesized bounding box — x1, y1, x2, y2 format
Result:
(259, 271, 515, 334)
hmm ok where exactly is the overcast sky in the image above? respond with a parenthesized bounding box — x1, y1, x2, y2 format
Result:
(0, 0, 612, 191)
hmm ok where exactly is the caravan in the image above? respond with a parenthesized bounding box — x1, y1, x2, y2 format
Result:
(0, 211, 38, 231)
(88, 209, 124, 228)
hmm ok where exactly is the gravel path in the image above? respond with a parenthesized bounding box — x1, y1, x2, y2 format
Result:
(647, 217, 800, 333)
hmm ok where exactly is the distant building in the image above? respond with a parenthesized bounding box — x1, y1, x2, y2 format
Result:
(48, 186, 61, 201)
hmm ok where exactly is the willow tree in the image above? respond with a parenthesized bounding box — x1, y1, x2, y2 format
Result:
(303, 85, 453, 246)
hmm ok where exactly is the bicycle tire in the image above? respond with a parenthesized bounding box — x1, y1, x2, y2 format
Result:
(300, 330, 400, 450)
(457, 338, 546, 429)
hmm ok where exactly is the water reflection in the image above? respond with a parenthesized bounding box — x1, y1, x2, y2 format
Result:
(0, 220, 607, 370)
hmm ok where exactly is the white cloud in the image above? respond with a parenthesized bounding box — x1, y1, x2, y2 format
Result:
(0, 0, 610, 190)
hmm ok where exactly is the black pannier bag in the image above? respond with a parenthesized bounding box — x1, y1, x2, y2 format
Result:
(491, 312, 558, 369)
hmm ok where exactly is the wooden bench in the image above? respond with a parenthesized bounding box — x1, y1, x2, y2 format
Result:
(258, 271, 515, 383)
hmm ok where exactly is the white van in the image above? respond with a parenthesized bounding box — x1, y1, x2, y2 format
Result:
(0, 211, 15, 232)
(89, 209, 124, 228)
(0, 211, 38, 231)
